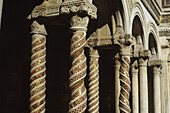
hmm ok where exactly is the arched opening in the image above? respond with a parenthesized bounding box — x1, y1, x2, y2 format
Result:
(132, 16, 144, 44)
(148, 33, 158, 54)
(148, 33, 158, 113)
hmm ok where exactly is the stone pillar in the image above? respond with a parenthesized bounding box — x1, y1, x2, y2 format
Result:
(114, 54, 120, 113)
(30, 21, 47, 113)
(131, 60, 139, 113)
(88, 48, 99, 113)
(69, 15, 89, 113)
(153, 66, 161, 113)
(148, 53, 162, 113)
(114, 33, 136, 113)
(138, 57, 148, 113)
(0, 0, 3, 28)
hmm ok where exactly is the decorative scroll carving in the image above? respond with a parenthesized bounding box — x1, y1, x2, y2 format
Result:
(88, 48, 100, 113)
(30, 21, 47, 113)
(69, 15, 89, 113)
(28, 0, 97, 19)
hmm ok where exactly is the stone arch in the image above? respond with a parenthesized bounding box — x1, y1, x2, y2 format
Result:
(147, 22, 161, 58)
(130, 2, 147, 48)
(121, 0, 130, 33)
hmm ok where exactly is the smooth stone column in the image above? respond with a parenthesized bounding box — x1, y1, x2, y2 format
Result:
(139, 58, 148, 113)
(153, 66, 161, 113)
(131, 61, 139, 113)
(114, 55, 120, 113)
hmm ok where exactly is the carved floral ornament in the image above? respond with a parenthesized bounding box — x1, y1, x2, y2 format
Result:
(28, 0, 97, 20)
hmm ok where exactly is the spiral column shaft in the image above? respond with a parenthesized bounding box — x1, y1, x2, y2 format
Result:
(69, 15, 89, 113)
(30, 21, 47, 113)
(119, 56, 131, 113)
(88, 49, 99, 113)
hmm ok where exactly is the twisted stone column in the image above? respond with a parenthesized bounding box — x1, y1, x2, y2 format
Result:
(30, 21, 47, 113)
(69, 15, 89, 113)
(114, 33, 135, 113)
(119, 55, 131, 113)
(88, 48, 99, 113)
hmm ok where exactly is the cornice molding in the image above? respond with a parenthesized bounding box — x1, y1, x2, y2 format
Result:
(28, 0, 97, 20)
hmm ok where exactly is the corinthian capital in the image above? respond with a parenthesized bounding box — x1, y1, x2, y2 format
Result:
(31, 21, 47, 35)
(70, 15, 89, 31)
(114, 34, 136, 56)
(148, 48, 162, 67)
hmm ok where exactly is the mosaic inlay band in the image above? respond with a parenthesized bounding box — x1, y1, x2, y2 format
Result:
(30, 33, 46, 113)
(88, 49, 99, 113)
(69, 31, 87, 113)
(119, 56, 131, 113)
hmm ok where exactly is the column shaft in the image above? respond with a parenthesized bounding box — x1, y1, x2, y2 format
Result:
(69, 15, 89, 113)
(119, 56, 131, 113)
(131, 61, 139, 113)
(139, 58, 148, 113)
(153, 67, 161, 113)
(114, 58, 120, 113)
(88, 49, 99, 113)
(30, 21, 47, 113)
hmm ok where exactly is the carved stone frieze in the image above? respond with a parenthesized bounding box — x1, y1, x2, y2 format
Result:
(61, 0, 97, 19)
(86, 36, 112, 47)
(28, 0, 97, 19)
(28, 1, 61, 19)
